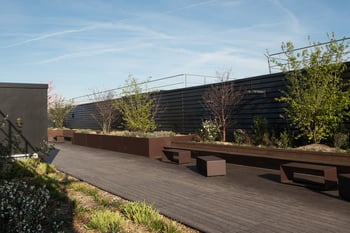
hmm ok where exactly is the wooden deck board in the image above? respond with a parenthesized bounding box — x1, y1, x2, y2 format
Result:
(51, 143, 350, 233)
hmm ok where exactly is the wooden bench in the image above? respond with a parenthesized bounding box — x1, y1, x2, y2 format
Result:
(280, 162, 337, 190)
(197, 156, 226, 177)
(162, 149, 191, 164)
(338, 173, 350, 201)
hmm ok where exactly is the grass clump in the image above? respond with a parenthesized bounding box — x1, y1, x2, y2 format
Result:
(123, 201, 161, 225)
(122, 201, 183, 232)
(87, 209, 125, 233)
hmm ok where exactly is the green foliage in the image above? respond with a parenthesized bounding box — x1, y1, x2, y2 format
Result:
(252, 116, 268, 145)
(199, 119, 221, 142)
(123, 201, 161, 225)
(115, 75, 157, 132)
(0, 180, 50, 233)
(278, 130, 292, 149)
(49, 96, 73, 129)
(233, 129, 250, 145)
(87, 209, 125, 233)
(272, 34, 350, 143)
(122, 200, 182, 233)
(334, 132, 349, 149)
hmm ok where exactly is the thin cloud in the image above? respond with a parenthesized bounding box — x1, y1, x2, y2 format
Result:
(0, 26, 95, 49)
(35, 43, 151, 64)
(269, 0, 301, 33)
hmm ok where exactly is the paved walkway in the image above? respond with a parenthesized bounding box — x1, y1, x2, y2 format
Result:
(50, 143, 350, 233)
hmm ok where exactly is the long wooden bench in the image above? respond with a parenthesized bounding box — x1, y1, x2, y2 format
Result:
(280, 162, 338, 190)
(162, 149, 191, 164)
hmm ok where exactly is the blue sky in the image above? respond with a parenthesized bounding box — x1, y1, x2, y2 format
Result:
(1, 0, 349, 100)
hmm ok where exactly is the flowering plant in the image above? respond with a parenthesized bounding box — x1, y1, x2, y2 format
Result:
(199, 120, 221, 142)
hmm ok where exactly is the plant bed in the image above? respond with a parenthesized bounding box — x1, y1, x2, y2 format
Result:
(48, 129, 75, 142)
(72, 133, 193, 158)
(167, 141, 350, 172)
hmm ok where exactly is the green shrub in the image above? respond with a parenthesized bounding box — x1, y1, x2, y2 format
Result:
(252, 116, 268, 145)
(278, 130, 292, 148)
(199, 120, 221, 142)
(0, 180, 50, 233)
(87, 209, 125, 233)
(123, 201, 161, 225)
(163, 222, 182, 233)
(35, 163, 56, 175)
(334, 132, 349, 149)
(233, 129, 251, 145)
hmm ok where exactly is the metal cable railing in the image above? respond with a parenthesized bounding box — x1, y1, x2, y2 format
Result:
(70, 73, 218, 105)
(266, 37, 350, 74)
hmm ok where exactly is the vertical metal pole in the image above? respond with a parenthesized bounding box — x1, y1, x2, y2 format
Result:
(184, 74, 187, 88)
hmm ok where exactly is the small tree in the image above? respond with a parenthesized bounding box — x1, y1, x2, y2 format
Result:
(115, 75, 157, 132)
(49, 96, 73, 129)
(202, 71, 243, 141)
(271, 34, 350, 143)
(90, 90, 119, 134)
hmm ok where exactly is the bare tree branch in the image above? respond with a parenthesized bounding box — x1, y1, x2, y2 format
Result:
(202, 71, 243, 141)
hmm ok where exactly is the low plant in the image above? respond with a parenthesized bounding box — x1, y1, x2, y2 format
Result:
(123, 201, 161, 225)
(252, 116, 269, 145)
(87, 209, 125, 233)
(199, 120, 221, 142)
(0, 180, 50, 233)
(278, 130, 292, 148)
(334, 132, 349, 149)
(48, 96, 73, 129)
(233, 129, 251, 145)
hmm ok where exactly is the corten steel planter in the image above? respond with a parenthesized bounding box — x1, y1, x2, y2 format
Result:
(72, 133, 193, 158)
(48, 129, 75, 142)
(168, 141, 350, 172)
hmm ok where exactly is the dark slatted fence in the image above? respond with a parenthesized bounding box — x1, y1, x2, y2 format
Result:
(66, 64, 350, 138)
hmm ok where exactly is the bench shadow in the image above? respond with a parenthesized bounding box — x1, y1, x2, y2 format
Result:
(259, 173, 281, 183)
(259, 173, 342, 200)
(186, 164, 199, 174)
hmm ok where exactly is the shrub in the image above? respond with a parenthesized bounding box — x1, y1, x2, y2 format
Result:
(48, 96, 73, 129)
(334, 132, 349, 149)
(87, 209, 125, 233)
(0, 180, 50, 233)
(252, 116, 268, 145)
(233, 129, 251, 145)
(199, 120, 221, 142)
(275, 130, 292, 149)
(115, 76, 157, 132)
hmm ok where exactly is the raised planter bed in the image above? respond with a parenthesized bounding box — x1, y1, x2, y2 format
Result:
(167, 141, 350, 173)
(48, 129, 75, 142)
(72, 133, 193, 158)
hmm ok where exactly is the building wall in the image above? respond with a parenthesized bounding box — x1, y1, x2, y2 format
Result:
(0, 83, 48, 152)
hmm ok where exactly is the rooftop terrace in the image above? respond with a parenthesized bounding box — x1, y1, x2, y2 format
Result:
(51, 143, 350, 233)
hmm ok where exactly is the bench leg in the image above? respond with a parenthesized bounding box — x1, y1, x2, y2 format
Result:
(324, 168, 338, 189)
(178, 152, 191, 164)
(280, 166, 293, 183)
(161, 153, 172, 162)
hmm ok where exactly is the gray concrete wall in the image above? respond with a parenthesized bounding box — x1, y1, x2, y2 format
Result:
(0, 83, 48, 153)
